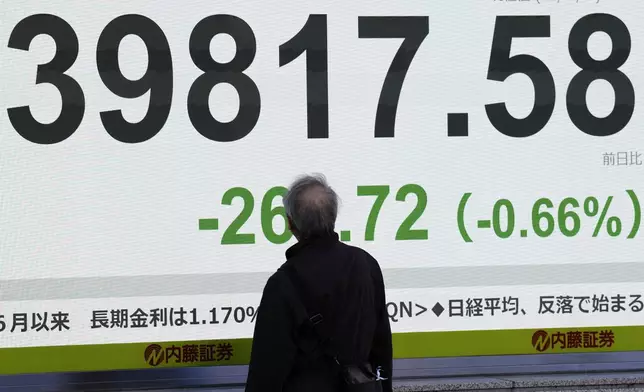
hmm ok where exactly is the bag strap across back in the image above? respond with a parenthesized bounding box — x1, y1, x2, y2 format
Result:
(282, 265, 341, 365)
(282, 265, 385, 391)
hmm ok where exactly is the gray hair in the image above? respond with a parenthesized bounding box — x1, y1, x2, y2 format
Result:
(283, 174, 339, 238)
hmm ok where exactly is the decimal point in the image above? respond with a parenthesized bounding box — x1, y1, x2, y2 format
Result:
(447, 113, 469, 137)
(340, 230, 351, 241)
(520, 229, 528, 238)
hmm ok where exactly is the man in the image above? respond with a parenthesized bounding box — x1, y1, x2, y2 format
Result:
(245, 174, 392, 392)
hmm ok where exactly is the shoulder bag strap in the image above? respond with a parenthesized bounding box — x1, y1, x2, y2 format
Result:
(282, 265, 341, 364)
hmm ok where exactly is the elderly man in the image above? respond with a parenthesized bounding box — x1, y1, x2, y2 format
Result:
(245, 174, 392, 392)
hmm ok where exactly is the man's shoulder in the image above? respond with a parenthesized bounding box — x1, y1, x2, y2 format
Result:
(344, 244, 385, 282)
(262, 266, 291, 296)
(341, 242, 380, 267)
(332, 240, 375, 259)
(268, 261, 302, 292)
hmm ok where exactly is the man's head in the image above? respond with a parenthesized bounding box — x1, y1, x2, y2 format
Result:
(283, 174, 339, 240)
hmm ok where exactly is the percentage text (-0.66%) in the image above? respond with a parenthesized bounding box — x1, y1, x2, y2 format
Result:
(457, 190, 641, 243)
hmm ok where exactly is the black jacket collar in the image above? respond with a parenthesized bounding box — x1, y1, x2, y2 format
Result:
(285, 231, 339, 260)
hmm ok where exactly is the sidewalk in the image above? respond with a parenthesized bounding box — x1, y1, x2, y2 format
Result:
(140, 372, 644, 392)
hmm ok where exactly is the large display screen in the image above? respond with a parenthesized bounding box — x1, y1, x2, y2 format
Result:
(1, 0, 643, 375)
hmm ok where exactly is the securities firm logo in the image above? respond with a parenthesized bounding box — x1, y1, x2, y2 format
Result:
(144, 344, 165, 366)
(531, 329, 615, 353)
(531, 330, 551, 352)
(144, 342, 235, 367)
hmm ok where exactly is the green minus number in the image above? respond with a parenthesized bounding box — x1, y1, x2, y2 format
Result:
(199, 219, 219, 230)
(477, 220, 491, 229)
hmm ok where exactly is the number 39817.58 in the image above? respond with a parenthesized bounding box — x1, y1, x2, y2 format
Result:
(6, 13, 634, 145)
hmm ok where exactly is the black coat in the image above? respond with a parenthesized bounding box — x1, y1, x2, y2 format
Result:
(245, 232, 393, 392)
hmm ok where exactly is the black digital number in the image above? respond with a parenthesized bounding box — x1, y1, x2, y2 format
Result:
(486, 16, 555, 138)
(7, 14, 85, 144)
(97, 15, 173, 143)
(567, 13, 634, 137)
(279, 14, 329, 139)
(7, 12, 635, 144)
(188, 15, 260, 142)
(359, 16, 429, 138)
